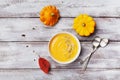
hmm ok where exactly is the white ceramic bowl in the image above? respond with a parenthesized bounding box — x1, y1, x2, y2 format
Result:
(48, 32, 81, 64)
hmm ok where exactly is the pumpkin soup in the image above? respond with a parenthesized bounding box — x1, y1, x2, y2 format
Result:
(49, 32, 80, 63)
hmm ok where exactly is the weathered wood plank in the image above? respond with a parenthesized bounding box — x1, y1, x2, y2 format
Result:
(0, 18, 119, 41)
(0, 41, 119, 69)
(0, 0, 120, 17)
(0, 69, 120, 80)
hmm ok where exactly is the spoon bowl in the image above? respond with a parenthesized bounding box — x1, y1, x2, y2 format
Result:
(100, 38, 109, 47)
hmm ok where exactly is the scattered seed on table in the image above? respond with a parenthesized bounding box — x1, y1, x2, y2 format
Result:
(32, 27, 36, 30)
(26, 45, 29, 47)
(21, 34, 26, 37)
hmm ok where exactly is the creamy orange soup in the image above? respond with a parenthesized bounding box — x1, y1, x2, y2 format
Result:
(49, 33, 79, 62)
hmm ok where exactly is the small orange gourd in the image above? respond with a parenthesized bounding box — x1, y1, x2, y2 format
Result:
(73, 14, 96, 36)
(40, 5, 60, 26)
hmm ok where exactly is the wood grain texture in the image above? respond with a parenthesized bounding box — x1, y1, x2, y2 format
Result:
(0, 18, 119, 41)
(0, 41, 119, 69)
(0, 0, 120, 80)
(0, 0, 120, 17)
(0, 69, 120, 80)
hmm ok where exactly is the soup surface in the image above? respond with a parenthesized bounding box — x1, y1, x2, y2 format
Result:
(49, 33, 79, 63)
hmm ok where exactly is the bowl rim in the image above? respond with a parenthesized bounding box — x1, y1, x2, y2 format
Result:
(48, 32, 81, 64)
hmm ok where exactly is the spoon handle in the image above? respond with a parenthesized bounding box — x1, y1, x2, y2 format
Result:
(82, 53, 92, 70)
(81, 47, 97, 64)
(82, 47, 97, 70)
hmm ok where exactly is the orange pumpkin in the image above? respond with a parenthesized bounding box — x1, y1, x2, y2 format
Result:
(40, 5, 60, 26)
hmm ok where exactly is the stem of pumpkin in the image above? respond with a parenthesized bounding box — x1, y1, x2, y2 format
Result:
(51, 13, 55, 16)
(82, 23, 86, 27)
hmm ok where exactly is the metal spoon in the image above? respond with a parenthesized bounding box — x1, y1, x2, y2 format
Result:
(82, 37, 109, 71)
(80, 36, 101, 64)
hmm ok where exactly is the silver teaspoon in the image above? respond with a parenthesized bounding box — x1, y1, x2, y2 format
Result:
(80, 36, 101, 64)
(82, 37, 109, 71)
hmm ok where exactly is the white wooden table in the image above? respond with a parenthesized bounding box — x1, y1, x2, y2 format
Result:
(0, 0, 120, 80)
